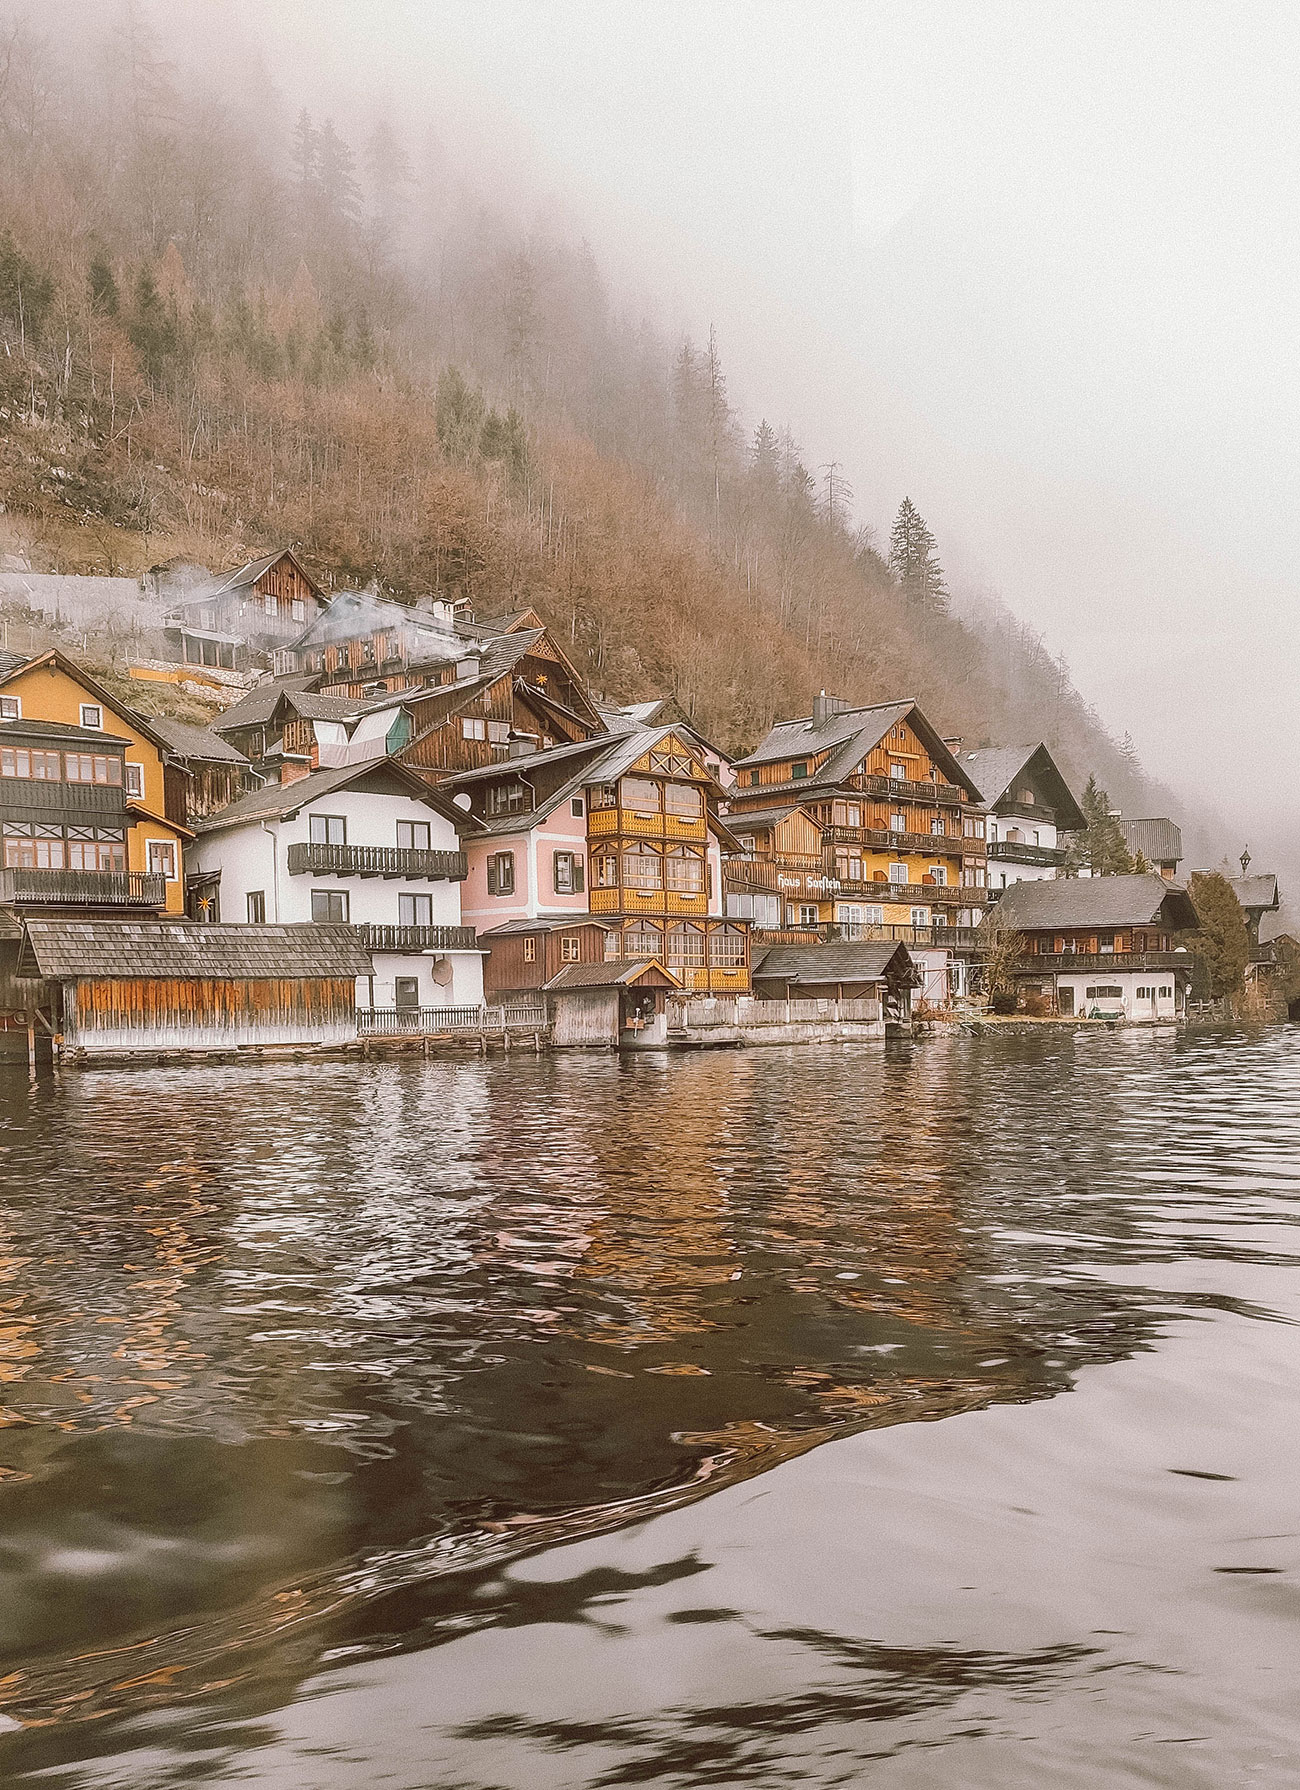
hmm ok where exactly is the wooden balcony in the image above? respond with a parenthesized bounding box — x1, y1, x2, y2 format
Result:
(354, 923, 479, 953)
(1022, 950, 1190, 973)
(751, 922, 986, 950)
(988, 841, 1066, 867)
(0, 868, 166, 908)
(286, 843, 468, 881)
(587, 808, 706, 841)
(853, 773, 966, 806)
(823, 824, 965, 853)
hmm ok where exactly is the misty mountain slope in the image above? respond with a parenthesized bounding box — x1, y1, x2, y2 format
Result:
(0, 1, 1178, 817)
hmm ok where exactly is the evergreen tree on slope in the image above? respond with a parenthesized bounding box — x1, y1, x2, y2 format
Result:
(888, 496, 949, 612)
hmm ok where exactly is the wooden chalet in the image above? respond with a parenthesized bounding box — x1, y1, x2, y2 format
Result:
(163, 548, 325, 670)
(478, 917, 613, 998)
(955, 744, 1084, 888)
(15, 919, 373, 1060)
(150, 717, 257, 826)
(448, 725, 751, 992)
(543, 958, 680, 1049)
(993, 874, 1198, 1020)
(750, 940, 917, 1026)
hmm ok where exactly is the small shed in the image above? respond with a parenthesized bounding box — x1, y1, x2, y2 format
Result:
(480, 917, 613, 996)
(18, 920, 373, 1057)
(544, 959, 680, 1049)
(751, 940, 918, 1019)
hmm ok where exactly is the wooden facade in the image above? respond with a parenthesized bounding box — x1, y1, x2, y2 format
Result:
(59, 975, 360, 1054)
(481, 921, 611, 996)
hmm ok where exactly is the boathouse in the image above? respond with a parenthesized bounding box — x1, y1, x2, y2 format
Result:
(16, 919, 373, 1058)
(543, 959, 680, 1048)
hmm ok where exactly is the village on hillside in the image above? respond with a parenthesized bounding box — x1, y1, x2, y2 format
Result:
(0, 548, 1288, 1064)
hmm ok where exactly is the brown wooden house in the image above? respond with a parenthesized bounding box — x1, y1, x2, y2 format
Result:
(479, 917, 612, 997)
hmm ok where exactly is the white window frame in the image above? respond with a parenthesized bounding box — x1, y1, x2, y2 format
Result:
(910, 906, 931, 926)
(0, 696, 20, 720)
(80, 703, 103, 730)
(889, 862, 909, 884)
(147, 838, 177, 881)
(246, 890, 266, 923)
(124, 761, 145, 800)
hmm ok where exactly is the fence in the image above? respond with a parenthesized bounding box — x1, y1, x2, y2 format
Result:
(666, 995, 882, 1031)
(358, 1003, 547, 1037)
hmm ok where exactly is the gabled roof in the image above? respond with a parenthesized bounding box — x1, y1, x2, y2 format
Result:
(479, 917, 613, 937)
(0, 648, 178, 761)
(150, 717, 251, 764)
(1231, 874, 1280, 914)
(543, 958, 680, 991)
(20, 920, 371, 981)
(723, 805, 822, 834)
(1118, 818, 1183, 864)
(955, 744, 1086, 831)
(210, 675, 322, 731)
(734, 700, 982, 801)
(0, 716, 134, 746)
(993, 873, 1198, 932)
(205, 548, 322, 604)
(193, 756, 483, 835)
(751, 941, 916, 985)
(214, 682, 361, 735)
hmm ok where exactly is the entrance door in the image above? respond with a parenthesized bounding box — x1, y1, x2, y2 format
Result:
(1057, 985, 1075, 1016)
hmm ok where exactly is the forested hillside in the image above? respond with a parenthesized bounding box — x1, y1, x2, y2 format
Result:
(0, 3, 1173, 815)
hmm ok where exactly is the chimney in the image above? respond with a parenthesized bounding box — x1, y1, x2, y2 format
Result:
(811, 691, 850, 729)
(508, 735, 539, 759)
(942, 736, 962, 751)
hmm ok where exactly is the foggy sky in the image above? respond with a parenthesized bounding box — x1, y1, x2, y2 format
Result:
(212, 2, 1299, 871)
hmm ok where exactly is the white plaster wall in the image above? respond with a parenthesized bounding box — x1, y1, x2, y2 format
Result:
(991, 858, 1060, 890)
(1053, 971, 1181, 1021)
(357, 949, 483, 1010)
(988, 811, 1058, 849)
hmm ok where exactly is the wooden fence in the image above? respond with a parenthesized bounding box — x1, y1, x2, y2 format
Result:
(358, 1003, 547, 1037)
(666, 995, 882, 1030)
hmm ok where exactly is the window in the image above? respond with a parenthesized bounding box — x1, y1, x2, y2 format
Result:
(910, 907, 930, 926)
(964, 816, 986, 838)
(80, 704, 103, 730)
(310, 813, 346, 846)
(66, 834, 123, 871)
(399, 892, 433, 926)
(0, 696, 19, 720)
(486, 851, 515, 896)
(65, 752, 121, 785)
(890, 762, 906, 781)
(791, 761, 809, 780)
(1033, 830, 1041, 846)
(4, 833, 65, 869)
(553, 851, 584, 895)
(929, 866, 947, 886)
(623, 843, 662, 889)
(589, 782, 618, 810)
(621, 777, 660, 813)
(523, 936, 537, 963)
(397, 820, 431, 851)
(1159, 986, 1172, 998)
(963, 867, 986, 887)
(664, 781, 703, 818)
(486, 783, 529, 816)
(593, 852, 618, 888)
(560, 934, 581, 962)
(709, 927, 746, 967)
(395, 977, 420, 1008)
(890, 813, 906, 833)
(263, 593, 277, 616)
(864, 904, 884, 925)
(665, 847, 704, 893)
(311, 889, 350, 922)
(246, 890, 266, 923)
(291, 598, 306, 622)
(488, 720, 510, 744)
(1, 747, 61, 780)
(571, 797, 585, 817)
(836, 852, 863, 882)
(931, 818, 946, 835)
(796, 904, 819, 927)
(624, 924, 662, 958)
(1099, 932, 1115, 954)
(462, 717, 487, 741)
(125, 762, 145, 799)
(147, 839, 177, 880)
(666, 924, 706, 967)
(889, 862, 909, 884)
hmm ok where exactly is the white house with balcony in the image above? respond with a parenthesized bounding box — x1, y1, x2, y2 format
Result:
(186, 758, 486, 1011)
(955, 744, 1086, 891)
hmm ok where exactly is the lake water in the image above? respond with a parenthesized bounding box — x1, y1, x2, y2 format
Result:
(0, 1028, 1297, 1787)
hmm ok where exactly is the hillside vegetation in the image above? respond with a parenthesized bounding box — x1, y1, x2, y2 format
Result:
(0, 4, 1172, 810)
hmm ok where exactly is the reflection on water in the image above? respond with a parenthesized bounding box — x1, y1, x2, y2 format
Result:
(0, 1027, 1297, 1785)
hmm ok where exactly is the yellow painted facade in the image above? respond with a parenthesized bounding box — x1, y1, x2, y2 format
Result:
(2, 655, 188, 913)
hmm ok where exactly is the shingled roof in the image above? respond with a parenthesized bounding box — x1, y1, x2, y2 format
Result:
(751, 941, 916, 986)
(21, 920, 372, 980)
(993, 873, 1198, 932)
(1117, 818, 1183, 865)
(734, 700, 982, 801)
(955, 744, 1086, 831)
(543, 959, 680, 990)
(1231, 874, 1280, 914)
(193, 755, 480, 834)
(149, 717, 250, 764)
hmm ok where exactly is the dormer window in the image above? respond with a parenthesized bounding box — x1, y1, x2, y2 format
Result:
(791, 761, 809, 780)
(486, 782, 529, 816)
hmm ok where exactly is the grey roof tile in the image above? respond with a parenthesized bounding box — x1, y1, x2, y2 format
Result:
(23, 920, 372, 980)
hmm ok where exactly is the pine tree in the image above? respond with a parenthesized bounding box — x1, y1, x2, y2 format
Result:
(88, 253, 120, 316)
(1187, 872, 1250, 1002)
(1076, 775, 1136, 876)
(316, 120, 361, 229)
(820, 462, 853, 532)
(888, 497, 948, 611)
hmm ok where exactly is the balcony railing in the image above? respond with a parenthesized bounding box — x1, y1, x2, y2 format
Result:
(823, 824, 969, 853)
(1021, 950, 1189, 972)
(854, 774, 966, 806)
(751, 922, 986, 950)
(286, 843, 468, 881)
(354, 924, 479, 953)
(988, 841, 1066, 866)
(0, 868, 166, 908)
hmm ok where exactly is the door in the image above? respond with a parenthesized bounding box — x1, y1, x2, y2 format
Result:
(1057, 985, 1075, 1016)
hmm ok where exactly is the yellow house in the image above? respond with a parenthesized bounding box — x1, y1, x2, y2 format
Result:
(0, 649, 191, 914)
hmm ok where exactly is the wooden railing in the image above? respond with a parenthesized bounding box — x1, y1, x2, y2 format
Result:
(666, 995, 882, 1030)
(358, 1002, 546, 1036)
(988, 841, 1066, 866)
(354, 924, 478, 952)
(286, 843, 468, 880)
(751, 922, 986, 949)
(0, 868, 166, 907)
(1021, 950, 1189, 972)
